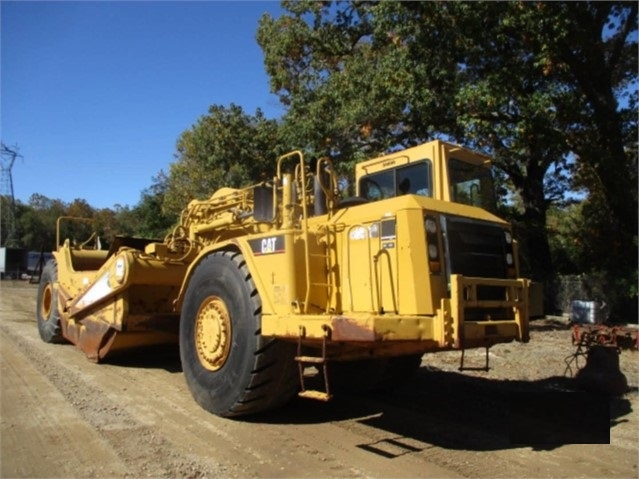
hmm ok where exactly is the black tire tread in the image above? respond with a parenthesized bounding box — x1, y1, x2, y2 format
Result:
(226, 251, 299, 414)
(181, 250, 299, 417)
(36, 259, 66, 344)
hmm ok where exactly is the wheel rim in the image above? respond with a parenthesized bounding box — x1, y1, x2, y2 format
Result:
(194, 295, 232, 371)
(41, 283, 53, 321)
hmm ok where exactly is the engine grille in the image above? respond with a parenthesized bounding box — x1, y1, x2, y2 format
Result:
(443, 216, 507, 280)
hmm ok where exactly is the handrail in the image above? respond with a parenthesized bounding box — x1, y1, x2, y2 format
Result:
(316, 157, 338, 217)
(276, 150, 314, 313)
(276, 150, 342, 314)
(373, 248, 398, 314)
(322, 223, 335, 313)
(56, 216, 95, 249)
(276, 150, 304, 180)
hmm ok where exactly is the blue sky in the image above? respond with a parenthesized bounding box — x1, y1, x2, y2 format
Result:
(1, 1, 284, 209)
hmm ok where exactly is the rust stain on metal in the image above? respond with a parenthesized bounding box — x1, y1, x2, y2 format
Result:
(331, 316, 377, 341)
(97, 329, 118, 360)
(77, 319, 112, 362)
(60, 311, 114, 363)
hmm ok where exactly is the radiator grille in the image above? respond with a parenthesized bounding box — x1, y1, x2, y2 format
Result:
(443, 216, 507, 280)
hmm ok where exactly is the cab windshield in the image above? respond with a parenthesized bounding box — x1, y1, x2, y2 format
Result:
(359, 161, 432, 201)
(448, 158, 497, 213)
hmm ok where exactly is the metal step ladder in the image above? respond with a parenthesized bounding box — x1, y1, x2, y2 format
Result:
(306, 224, 336, 313)
(295, 325, 332, 401)
(459, 346, 491, 372)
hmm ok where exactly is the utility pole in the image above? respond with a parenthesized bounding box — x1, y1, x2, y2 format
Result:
(0, 143, 22, 247)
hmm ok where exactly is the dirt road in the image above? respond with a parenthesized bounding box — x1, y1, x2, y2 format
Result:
(1, 280, 637, 478)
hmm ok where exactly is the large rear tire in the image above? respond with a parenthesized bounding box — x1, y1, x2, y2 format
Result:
(36, 259, 65, 344)
(179, 251, 299, 417)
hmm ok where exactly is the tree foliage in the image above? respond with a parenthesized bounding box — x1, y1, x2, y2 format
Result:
(132, 172, 176, 239)
(16, 194, 66, 251)
(257, 1, 637, 290)
(3, 184, 178, 253)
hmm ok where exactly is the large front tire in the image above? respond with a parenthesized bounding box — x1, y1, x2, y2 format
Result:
(179, 251, 299, 417)
(36, 259, 65, 344)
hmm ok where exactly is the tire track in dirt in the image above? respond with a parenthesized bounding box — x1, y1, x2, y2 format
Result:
(1, 284, 458, 478)
(1, 323, 230, 478)
(1, 334, 128, 478)
(2, 282, 637, 479)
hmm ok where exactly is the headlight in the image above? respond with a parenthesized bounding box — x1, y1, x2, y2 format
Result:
(428, 244, 439, 259)
(506, 253, 513, 265)
(425, 218, 437, 234)
(504, 230, 512, 244)
(114, 256, 127, 283)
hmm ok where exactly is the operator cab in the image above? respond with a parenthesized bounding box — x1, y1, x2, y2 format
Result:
(355, 140, 498, 214)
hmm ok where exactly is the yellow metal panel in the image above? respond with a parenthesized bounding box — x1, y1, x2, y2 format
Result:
(437, 141, 450, 202)
(355, 154, 410, 177)
(298, 230, 331, 314)
(248, 232, 298, 314)
(463, 321, 520, 341)
(395, 209, 429, 315)
(261, 312, 439, 343)
(342, 223, 376, 313)
(68, 250, 187, 319)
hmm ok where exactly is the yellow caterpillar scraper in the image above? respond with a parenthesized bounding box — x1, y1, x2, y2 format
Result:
(37, 140, 530, 417)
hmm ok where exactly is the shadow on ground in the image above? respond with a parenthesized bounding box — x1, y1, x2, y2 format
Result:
(103, 343, 183, 373)
(255, 366, 634, 452)
(100, 342, 633, 452)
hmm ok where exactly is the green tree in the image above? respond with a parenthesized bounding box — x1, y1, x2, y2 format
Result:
(1, 195, 19, 247)
(94, 206, 127, 248)
(257, 1, 566, 282)
(535, 2, 638, 308)
(547, 203, 586, 275)
(18, 194, 66, 251)
(14, 189, 173, 254)
(60, 199, 96, 247)
(540, 2, 638, 230)
(258, 1, 637, 290)
(132, 172, 177, 239)
(163, 104, 282, 217)
(258, 1, 436, 173)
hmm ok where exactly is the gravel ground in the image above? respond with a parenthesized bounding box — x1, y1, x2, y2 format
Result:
(1, 281, 638, 478)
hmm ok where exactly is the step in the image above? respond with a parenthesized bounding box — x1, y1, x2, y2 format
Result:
(298, 390, 332, 402)
(295, 355, 325, 364)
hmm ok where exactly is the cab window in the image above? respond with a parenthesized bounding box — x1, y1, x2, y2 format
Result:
(359, 161, 432, 201)
(448, 158, 497, 212)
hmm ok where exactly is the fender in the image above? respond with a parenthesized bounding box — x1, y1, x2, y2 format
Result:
(174, 237, 277, 316)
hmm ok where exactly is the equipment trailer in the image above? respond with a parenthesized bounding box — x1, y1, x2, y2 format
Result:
(37, 140, 530, 417)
